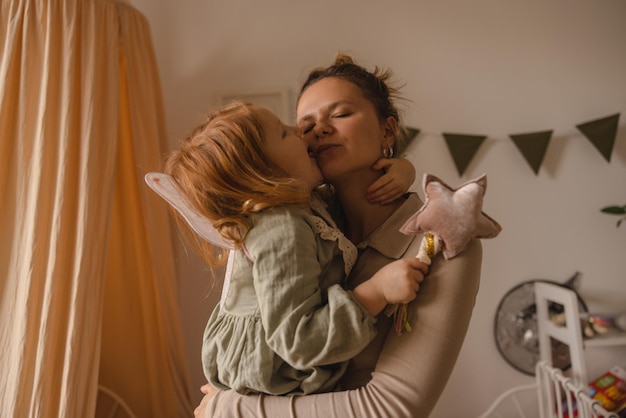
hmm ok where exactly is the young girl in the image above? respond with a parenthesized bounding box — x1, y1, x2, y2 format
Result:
(164, 101, 427, 396)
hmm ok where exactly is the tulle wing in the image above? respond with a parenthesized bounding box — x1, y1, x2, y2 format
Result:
(144, 172, 235, 249)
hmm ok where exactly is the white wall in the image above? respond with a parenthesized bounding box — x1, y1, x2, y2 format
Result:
(130, 1, 626, 416)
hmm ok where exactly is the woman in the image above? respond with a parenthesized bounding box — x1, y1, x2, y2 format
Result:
(195, 54, 482, 417)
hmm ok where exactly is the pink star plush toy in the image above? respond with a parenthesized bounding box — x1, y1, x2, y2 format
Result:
(389, 173, 502, 334)
(400, 173, 502, 260)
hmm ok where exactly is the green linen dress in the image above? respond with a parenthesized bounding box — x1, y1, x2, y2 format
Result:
(202, 198, 377, 395)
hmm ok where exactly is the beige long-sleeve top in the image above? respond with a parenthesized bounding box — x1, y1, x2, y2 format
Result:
(206, 193, 483, 417)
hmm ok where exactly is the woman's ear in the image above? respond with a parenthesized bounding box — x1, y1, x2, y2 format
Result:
(383, 116, 398, 146)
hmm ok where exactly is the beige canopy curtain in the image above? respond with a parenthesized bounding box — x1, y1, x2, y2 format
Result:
(0, 0, 194, 417)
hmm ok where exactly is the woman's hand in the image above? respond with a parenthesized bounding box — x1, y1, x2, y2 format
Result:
(193, 384, 220, 418)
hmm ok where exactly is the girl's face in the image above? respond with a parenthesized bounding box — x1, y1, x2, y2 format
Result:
(296, 77, 395, 184)
(255, 106, 323, 190)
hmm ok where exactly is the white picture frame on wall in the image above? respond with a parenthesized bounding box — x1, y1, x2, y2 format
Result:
(218, 89, 291, 123)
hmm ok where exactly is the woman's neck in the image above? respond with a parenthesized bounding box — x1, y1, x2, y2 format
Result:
(333, 176, 403, 244)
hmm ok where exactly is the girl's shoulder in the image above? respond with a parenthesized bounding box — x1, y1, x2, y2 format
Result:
(250, 205, 310, 225)
(246, 206, 315, 241)
(243, 206, 321, 261)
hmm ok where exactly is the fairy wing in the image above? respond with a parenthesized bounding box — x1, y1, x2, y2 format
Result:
(144, 172, 235, 250)
(145, 172, 236, 309)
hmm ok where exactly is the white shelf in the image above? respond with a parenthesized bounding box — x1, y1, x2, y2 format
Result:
(584, 329, 626, 347)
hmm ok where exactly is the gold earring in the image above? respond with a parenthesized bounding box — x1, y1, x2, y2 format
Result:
(382, 145, 394, 159)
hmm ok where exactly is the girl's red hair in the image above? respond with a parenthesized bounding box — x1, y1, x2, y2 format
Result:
(165, 101, 310, 266)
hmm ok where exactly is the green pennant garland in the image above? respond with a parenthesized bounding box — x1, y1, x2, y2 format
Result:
(397, 126, 420, 155)
(442, 133, 487, 176)
(406, 113, 620, 175)
(509, 130, 553, 175)
(576, 113, 620, 162)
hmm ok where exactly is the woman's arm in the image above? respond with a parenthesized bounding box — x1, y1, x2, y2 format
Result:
(204, 239, 482, 417)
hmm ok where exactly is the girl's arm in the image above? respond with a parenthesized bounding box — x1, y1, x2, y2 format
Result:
(366, 158, 416, 205)
(247, 208, 377, 369)
(203, 239, 482, 418)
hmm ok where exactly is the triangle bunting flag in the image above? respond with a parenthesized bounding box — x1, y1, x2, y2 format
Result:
(509, 130, 553, 175)
(576, 113, 620, 162)
(442, 133, 487, 176)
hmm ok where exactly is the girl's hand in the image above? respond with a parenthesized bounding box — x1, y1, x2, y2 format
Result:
(352, 257, 428, 316)
(377, 257, 428, 305)
(367, 158, 416, 205)
(194, 384, 219, 418)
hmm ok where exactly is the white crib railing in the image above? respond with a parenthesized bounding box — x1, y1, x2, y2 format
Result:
(479, 362, 618, 418)
(536, 361, 618, 418)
